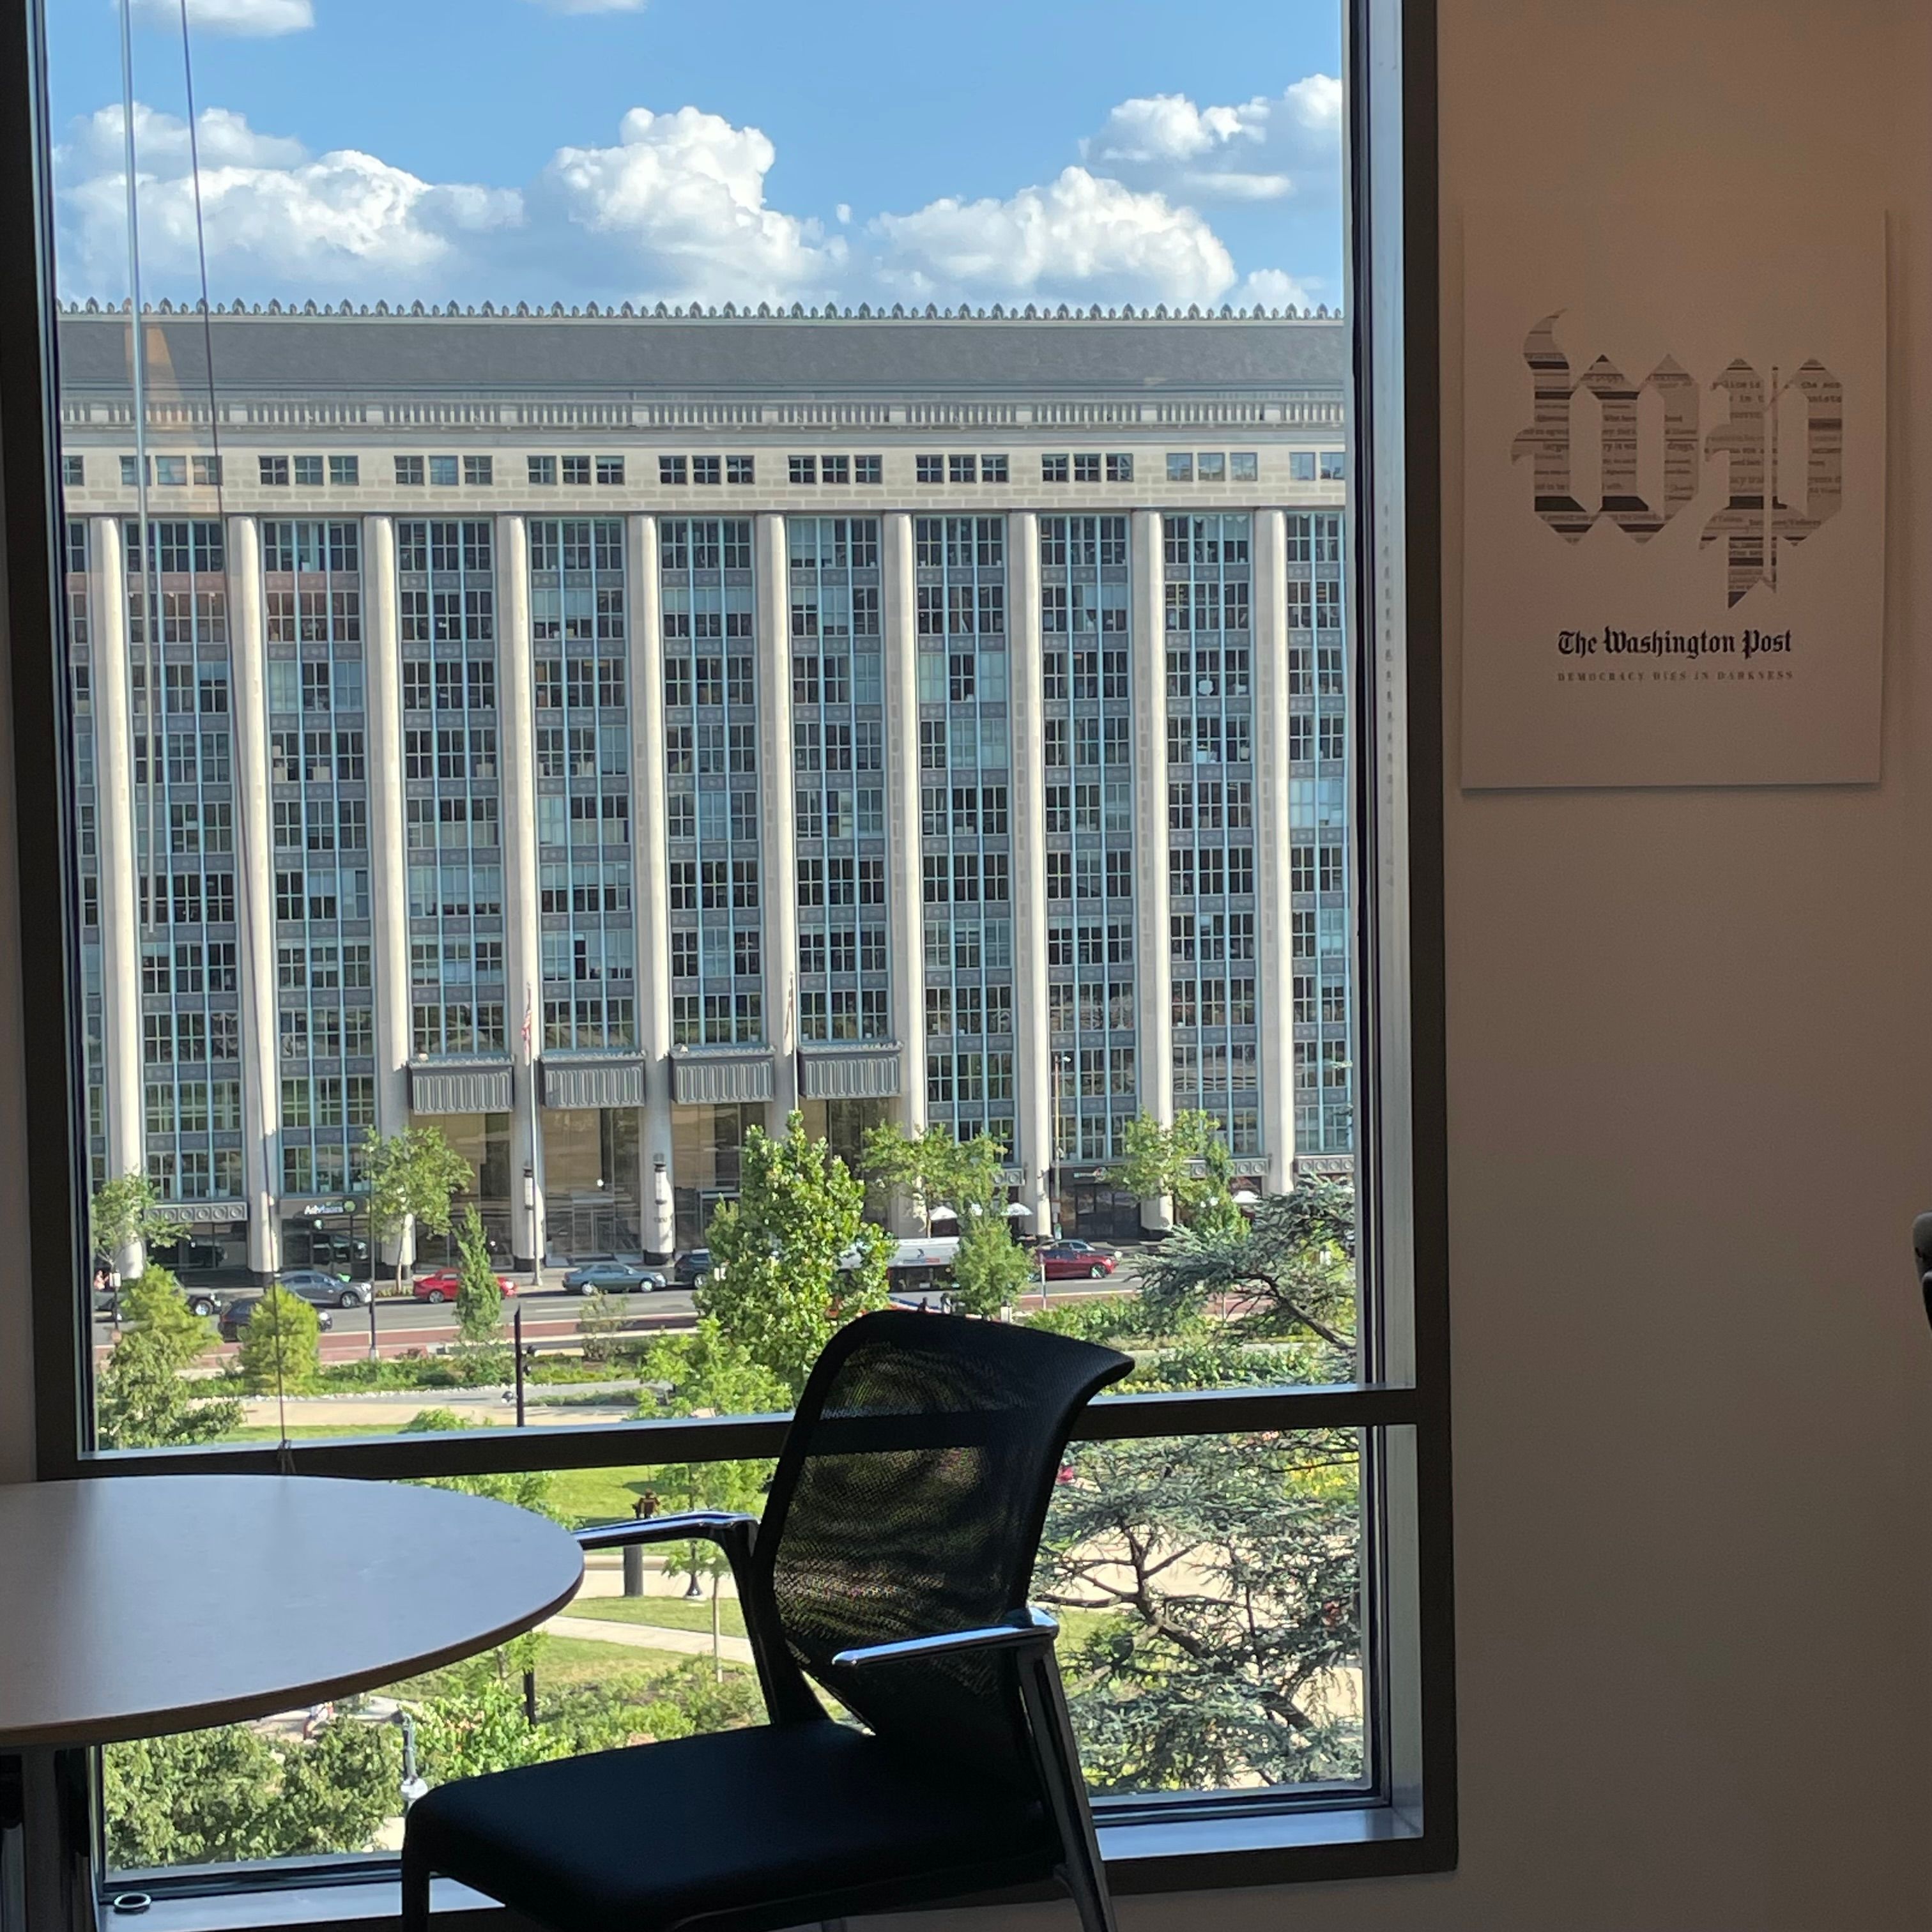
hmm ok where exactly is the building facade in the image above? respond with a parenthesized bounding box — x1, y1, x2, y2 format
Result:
(55, 309, 1352, 1273)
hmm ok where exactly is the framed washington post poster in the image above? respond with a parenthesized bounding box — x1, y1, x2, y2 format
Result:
(1460, 204, 1886, 788)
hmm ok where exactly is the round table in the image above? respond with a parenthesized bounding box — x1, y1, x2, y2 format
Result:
(0, 1476, 583, 1932)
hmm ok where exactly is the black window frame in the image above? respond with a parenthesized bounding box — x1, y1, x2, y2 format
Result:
(0, 0, 1447, 1912)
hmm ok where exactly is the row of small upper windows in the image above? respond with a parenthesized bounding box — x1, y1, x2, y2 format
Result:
(75, 448, 1343, 493)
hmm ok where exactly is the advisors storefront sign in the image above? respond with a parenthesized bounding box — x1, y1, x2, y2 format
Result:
(1462, 204, 1885, 788)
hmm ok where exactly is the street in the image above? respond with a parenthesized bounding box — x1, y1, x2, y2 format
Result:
(90, 1266, 1139, 1362)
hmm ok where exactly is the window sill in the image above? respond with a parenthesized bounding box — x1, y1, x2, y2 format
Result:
(111, 1803, 1449, 1932)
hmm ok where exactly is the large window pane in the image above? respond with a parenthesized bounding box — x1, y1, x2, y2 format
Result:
(104, 1428, 1366, 1877)
(25, 0, 1433, 1895)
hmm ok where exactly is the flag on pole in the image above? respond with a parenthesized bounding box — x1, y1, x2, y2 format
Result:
(521, 983, 533, 1062)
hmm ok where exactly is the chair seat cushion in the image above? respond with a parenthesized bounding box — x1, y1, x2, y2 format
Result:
(404, 1718, 1058, 1932)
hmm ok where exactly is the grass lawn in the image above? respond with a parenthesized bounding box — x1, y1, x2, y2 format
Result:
(561, 1595, 750, 1638)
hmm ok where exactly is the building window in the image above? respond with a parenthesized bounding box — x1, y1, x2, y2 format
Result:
(395, 455, 424, 485)
(329, 455, 359, 486)
(1167, 452, 1194, 482)
(259, 456, 289, 486)
(597, 457, 625, 486)
(464, 456, 493, 486)
(529, 455, 557, 485)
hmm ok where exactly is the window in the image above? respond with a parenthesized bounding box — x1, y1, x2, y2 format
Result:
(259, 455, 289, 486)
(194, 455, 222, 486)
(62, 453, 82, 486)
(16, 0, 1446, 1903)
(329, 455, 359, 486)
(1321, 450, 1347, 480)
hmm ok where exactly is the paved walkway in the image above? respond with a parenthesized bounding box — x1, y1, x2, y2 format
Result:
(546, 1611, 754, 1667)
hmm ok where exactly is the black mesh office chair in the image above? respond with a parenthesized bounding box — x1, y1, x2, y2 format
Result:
(402, 1309, 1133, 1932)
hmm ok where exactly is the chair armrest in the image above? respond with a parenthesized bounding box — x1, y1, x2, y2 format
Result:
(574, 1511, 756, 1554)
(832, 1607, 1059, 1672)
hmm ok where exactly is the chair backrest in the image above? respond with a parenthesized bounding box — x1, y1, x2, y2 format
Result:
(751, 1310, 1131, 1788)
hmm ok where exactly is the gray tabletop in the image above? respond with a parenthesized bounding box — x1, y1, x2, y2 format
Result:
(0, 1476, 583, 1747)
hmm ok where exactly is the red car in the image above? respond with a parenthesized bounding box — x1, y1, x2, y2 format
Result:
(1036, 1241, 1117, 1282)
(410, 1269, 517, 1303)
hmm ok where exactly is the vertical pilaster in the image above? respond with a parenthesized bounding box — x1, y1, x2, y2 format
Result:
(1131, 507, 1175, 1230)
(90, 521, 146, 1239)
(1253, 508, 1297, 1195)
(1007, 510, 1052, 1233)
(497, 513, 546, 1267)
(226, 516, 282, 1277)
(629, 514, 675, 1260)
(882, 512, 926, 1150)
(755, 512, 799, 1125)
(362, 516, 413, 1271)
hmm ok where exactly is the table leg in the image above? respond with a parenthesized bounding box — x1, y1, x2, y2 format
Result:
(1, 1750, 97, 1932)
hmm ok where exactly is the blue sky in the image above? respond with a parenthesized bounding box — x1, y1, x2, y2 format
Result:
(47, 0, 1344, 314)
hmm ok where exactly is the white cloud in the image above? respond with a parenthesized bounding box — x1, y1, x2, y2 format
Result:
(1238, 268, 1320, 312)
(873, 166, 1234, 307)
(1082, 75, 1340, 205)
(128, 0, 313, 36)
(57, 105, 520, 299)
(56, 100, 843, 309)
(533, 107, 844, 303)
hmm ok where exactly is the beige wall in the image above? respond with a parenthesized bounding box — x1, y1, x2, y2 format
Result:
(3, 3, 1930, 1928)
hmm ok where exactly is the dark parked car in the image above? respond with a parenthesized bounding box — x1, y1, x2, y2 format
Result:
(275, 1268, 372, 1310)
(671, 1249, 712, 1289)
(220, 1296, 334, 1342)
(560, 1260, 666, 1295)
(1036, 1240, 1118, 1282)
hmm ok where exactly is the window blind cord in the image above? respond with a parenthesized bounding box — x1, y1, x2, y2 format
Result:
(116, 0, 158, 944)
(177, 0, 288, 1465)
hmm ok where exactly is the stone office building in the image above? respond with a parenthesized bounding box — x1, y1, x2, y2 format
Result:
(53, 307, 1353, 1273)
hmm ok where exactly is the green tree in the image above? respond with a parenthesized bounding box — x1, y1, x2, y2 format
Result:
(700, 1112, 893, 1396)
(1136, 1177, 1356, 1358)
(364, 1126, 475, 1294)
(453, 1206, 502, 1346)
(95, 1267, 243, 1449)
(1117, 1110, 1225, 1226)
(89, 1172, 188, 1263)
(948, 1202, 1036, 1317)
(103, 1714, 399, 1869)
(578, 1288, 627, 1363)
(860, 1120, 1008, 1227)
(236, 1284, 322, 1395)
(634, 1321, 788, 1666)
(1039, 1426, 1362, 1793)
